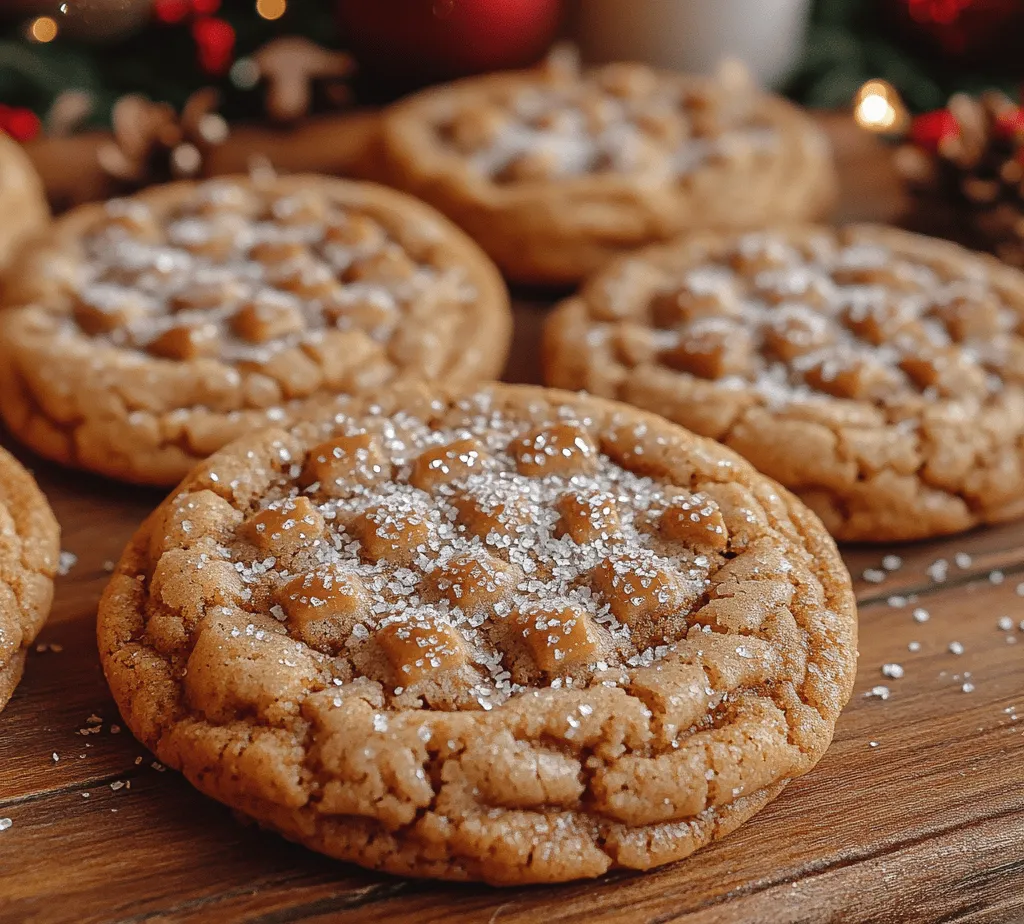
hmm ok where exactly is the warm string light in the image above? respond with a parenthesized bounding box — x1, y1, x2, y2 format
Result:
(854, 79, 910, 136)
(256, 0, 287, 20)
(28, 15, 58, 43)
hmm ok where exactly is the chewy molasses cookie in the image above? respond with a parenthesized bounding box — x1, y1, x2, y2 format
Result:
(545, 225, 1024, 541)
(0, 446, 60, 712)
(0, 133, 49, 274)
(98, 384, 856, 884)
(0, 175, 510, 486)
(379, 55, 836, 284)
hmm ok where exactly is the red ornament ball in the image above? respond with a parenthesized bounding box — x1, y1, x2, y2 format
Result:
(337, 0, 564, 85)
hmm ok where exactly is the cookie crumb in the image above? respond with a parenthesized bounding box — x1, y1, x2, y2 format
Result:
(57, 550, 78, 576)
(881, 663, 904, 679)
(865, 685, 891, 700)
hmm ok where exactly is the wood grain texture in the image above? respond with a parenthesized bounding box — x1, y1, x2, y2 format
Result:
(3, 117, 1023, 924)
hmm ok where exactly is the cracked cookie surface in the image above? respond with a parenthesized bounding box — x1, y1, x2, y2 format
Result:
(379, 55, 836, 285)
(98, 383, 856, 883)
(0, 175, 511, 486)
(0, 446, 60, 711)
(544, 225, 1024, 542)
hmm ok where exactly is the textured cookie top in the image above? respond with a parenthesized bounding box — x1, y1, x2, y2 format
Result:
(0, 446, 60, 707)
(568, 225, 1024, 409)
(431, 59, 773, 185)
(0, 175, 510, 485)
(100, 385, 856, 880)
(15, 176, 499, 375)
(380, 55, 834, 287)
(544, 226, 1024, 541)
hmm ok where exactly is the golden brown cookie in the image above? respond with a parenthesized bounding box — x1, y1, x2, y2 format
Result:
(98, 383, 856, 884)
(0, 175, 511, 486)
(0, 133, 50, 275)
(544, 225, 1024, 542)
(0, 446, 60, 712)
(378, 55, 836, 285)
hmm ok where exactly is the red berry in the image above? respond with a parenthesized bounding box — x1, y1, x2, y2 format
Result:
(910, 109, 960, 150)
(154, 0, 190, 23)
(192, 17, 235, 75)
(994, 107, 1024, 138)
(0, 106, 41, 143)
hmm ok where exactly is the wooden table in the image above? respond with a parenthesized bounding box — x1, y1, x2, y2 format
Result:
(3, 117, 1023, 924)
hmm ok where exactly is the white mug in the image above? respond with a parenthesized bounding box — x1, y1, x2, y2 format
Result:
(572, 0, 812, 88)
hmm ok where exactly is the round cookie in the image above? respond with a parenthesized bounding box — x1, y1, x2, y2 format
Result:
(544, 225, 1024, 542)
(0, 446, 60, 712)
(98, 383, 856, 884)
(378, 55, 836, 285)
(0, 133, 50, 275)
(0, 175, 511, 486)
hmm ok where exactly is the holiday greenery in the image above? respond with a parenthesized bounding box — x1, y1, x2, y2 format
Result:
(2, 0, 1024, 141)
(0, 0, 340, 138)
(788, 0, 1024, 112)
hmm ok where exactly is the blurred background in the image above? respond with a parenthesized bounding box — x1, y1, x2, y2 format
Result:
(2, 0, 1023, 131)
(3, 0, 1024, 261)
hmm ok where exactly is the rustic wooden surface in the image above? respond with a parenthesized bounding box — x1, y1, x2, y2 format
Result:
(3, 116, 1023, 924)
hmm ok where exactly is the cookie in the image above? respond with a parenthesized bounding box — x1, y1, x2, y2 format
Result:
(0, 133, 50, 275)
(378, 54, 836, 285)
(97, 383, 856, 884)
(544, 224, 1024, 542)
(0, 446, 60, 712)
(0, 175, 511, 486)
